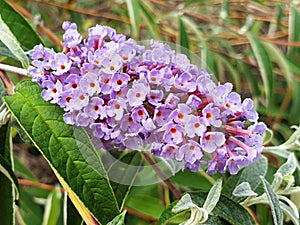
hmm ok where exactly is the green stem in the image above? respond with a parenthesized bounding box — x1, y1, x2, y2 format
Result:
(199, 170, 215, 185)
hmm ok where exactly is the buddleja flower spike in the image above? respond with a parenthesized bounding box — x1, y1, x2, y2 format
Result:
(28, 21, 266, 175)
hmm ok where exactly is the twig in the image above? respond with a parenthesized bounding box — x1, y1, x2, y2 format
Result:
(31, 0, 130, 24)
(0, 70, 15, 95)
(123, 207, 157, 222)
(18, 178, 65, 192)
(142, 152, 182, 200)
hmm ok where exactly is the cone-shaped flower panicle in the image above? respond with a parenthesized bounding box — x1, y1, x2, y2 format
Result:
(28, 22, 266, 174)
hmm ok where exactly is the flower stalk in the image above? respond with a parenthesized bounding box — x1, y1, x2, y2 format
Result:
(0, 63, 28, 76)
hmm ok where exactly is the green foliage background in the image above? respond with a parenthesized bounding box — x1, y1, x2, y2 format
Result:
(8, 0, 300, 142)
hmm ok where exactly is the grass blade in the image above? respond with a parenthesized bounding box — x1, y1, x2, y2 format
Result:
(139, 1, 161, 40)
(0, 123, 16, 225)
(125, 0, 140, 39)
(248, 34, 274, 109)
(260, 176, 283, 225)
(178, 16, 190, 51)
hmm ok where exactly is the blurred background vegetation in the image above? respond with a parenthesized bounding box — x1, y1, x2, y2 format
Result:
(9, 0, 300, 145)
(4, 0, 300, 224)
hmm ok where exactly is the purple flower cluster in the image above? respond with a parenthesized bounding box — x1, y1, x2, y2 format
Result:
(28, 21, 266, 174)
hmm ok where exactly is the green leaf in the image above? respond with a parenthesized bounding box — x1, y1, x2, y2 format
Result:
(0, 40, 20, 62)
(222, 156, 268, 201)
(170, 169, 212, 191)
(0, 154, 19, 199)
(205, 49, 218, 78)
(125, 194, 165, 219)
(178, 16, 190, 51)
(13, 155, 38, 181)
(264, 42, 294, 92)
(220, 0, 229, 21)
(203, 178, 222, 214)
(190, 192, 255, 225)
(42, 188, 62, 225)
(0, 16, 29, 68)
(0, 77, 6, 105)
(260, 176, 283, 225)
(158, 192, 255, 225)
(276, 153, 297, 177)
(237, 62, 260, 97)
(157, 201, 187, 225)
(200, 215, 229, 225)
(278, 195, 299, 223)
(215, 54, 241, 93)
(288, 7, 300, 58)
(279, 201, 300, 225)
(0, 122, 15, 225)
(139, 1, 161, 40)
(107, 210, 126, 225)
(172, 194, 196, 213)
(248, 34, 274, 108)
(125, 0, 140, 39)
(289, 81, 300, 124)
(66, 196, 83, 225)
(108, 151, 143, 209)
(18, 188, 44, 225)
(0, 0, 43, 50)
(4, 80, 119, 225)
(232, 182, 257, 198)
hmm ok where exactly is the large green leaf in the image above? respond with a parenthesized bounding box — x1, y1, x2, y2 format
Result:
(0, 0, 42, 50)
(108, 151, 143, 210)
(4, 80, 119, 224)
(0, 122, 15, 225)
